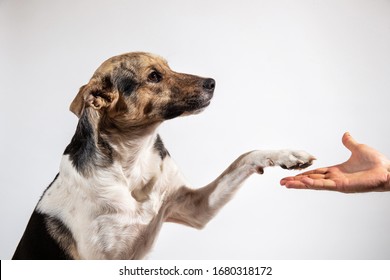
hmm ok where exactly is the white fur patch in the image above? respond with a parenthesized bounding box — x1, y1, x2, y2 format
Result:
(37, 145, 188, 259)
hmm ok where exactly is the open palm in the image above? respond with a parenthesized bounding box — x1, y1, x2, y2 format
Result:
(280, 133, 390, 193)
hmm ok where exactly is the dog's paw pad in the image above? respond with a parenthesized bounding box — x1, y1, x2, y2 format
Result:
(279, 150, 315, 170)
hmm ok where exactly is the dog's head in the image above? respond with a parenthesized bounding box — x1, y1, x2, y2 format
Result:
(70, 52, 215, 127)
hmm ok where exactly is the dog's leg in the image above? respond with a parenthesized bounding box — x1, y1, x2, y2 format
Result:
(167, 150, 314, 229)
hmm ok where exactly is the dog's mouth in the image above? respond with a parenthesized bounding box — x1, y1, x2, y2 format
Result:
(162, 93, 213, 120)
(187, 93, 213, 110)
(184, 94, 213, 116)
(162, 78, 215, 120)
(190, 78, 215, 111)
(181, 77, 215, 111)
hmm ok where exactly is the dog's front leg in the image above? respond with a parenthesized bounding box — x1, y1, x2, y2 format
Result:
(167, 150, 315, 229)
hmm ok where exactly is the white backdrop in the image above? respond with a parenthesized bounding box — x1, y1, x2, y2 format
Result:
(1, 0, 390, 260)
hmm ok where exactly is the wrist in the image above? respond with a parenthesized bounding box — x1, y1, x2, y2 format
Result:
(385, 161, 390, 190)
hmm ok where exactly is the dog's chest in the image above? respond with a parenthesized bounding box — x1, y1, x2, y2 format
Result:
(84, 186, 168, 259)
(37, 156, 174, 259)
(41, 180, 166, 259)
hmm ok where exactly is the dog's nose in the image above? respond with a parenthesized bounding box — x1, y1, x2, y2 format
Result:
(203, 78, 216, 92)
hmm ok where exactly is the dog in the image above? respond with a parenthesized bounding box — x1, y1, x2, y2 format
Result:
(12, 52, 314, 259)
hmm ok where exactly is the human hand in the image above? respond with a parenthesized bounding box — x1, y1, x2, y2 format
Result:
(280, 132, 390, 193)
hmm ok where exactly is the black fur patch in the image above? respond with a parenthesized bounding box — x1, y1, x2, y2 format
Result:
(116, 76, 137, 96)
(63, 112, 96, 173)
(143, 102, 154, 115)
(101, 75, 113, 91)
(161, 103, 186, 120)
(12, 211, 73, 260)
(154, 134, 169, 160)
(97, 135, 114, 164)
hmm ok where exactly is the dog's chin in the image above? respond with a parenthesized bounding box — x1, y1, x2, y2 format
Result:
(163, 95, 212, 120)
(189, 100, 211, 115)
(184, 95, 212, 115)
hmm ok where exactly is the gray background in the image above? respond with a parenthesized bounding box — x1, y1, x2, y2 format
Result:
(1, 0, 390, 259)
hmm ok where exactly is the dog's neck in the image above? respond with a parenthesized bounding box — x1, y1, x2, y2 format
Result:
(65, 109, 162, 178)
(106, 126, 160, 174)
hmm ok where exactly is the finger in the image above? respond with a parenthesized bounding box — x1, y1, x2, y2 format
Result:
(342, 132, 359, 152)
(280, 176, 303, 185)
(280, 172, 327, 185)
(284, 177, 337, 190)
(300, 177, 337, 190)
(281, 175, 319, 186)
(282, 168, 329, 180)
(307, 173, 326, 179)
(283, 180, 310, 189)
(280, 174, 311, 184)
(280, 177, 294, 185)
(297, 167, 329, 176)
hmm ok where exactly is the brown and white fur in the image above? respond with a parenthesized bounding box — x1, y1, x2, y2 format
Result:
(12, 52, 314, 259)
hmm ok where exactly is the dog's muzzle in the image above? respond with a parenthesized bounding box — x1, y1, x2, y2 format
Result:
(201, 78, 215, 104)
(203, 78, 216, 93)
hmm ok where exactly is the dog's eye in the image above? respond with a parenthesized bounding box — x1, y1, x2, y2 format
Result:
(148, 71, 162, 83)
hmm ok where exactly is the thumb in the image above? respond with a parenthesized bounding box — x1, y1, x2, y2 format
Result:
(342, 132, 359, 152)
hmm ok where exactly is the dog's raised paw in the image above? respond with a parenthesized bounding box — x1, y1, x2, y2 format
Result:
(277, 150, 315, 170)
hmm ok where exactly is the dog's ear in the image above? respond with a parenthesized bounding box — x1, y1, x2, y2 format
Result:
(69, 85, 87, 117)
(70, 79, 118, 117)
